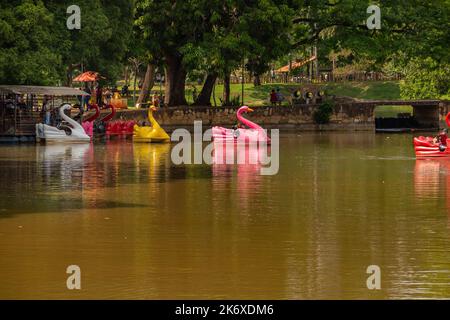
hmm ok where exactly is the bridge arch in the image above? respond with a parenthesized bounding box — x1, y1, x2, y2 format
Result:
(360, 100, 444, 131)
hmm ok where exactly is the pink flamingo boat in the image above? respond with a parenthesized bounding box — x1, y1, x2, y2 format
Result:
(212, 106, 270, 144)
(81, 104, 100, 138)
(414, 112, 450, 157)
(104, 103, 135, 137)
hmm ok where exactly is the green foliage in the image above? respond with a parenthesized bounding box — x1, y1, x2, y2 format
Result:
(1, 0, 449, 100)
(135, 0, 294, 104)
(0, 1, 60, 85)
(313, 100, 334, 124)
(48, 0, 134, 84)
(400, 58, 450, 99)
(288, 0, 450, 76)
(0, 0, 133, 85)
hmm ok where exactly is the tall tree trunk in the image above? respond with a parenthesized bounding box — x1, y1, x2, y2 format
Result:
(194, 72, 217, 106)
(253, 74, 261, 86)
(124, 65, 129, 86)
(314, 45, 319, 80)
(133, 69, 138, 107)
(137, 64, 155, 106)
(331, 58, 336, 82)
(164, 53, 187, 106)
(223, 73, 231, 106)
(212, 80, 217, 107)
(66, 63, 81, 87)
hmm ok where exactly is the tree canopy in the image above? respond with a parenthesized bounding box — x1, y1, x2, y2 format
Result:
(0, 0, 133, 85)
(0, 0, 449, 101)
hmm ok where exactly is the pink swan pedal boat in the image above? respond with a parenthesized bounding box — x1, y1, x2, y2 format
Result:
(413, 112, 450, 158)
(81, 104, 100, 137)
(212, 106, 270, 144)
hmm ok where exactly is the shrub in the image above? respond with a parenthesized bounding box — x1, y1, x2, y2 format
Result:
(313, 100, 334, 124)
(220, 95, 241, 107)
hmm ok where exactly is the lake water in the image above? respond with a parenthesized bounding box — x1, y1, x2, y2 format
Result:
(0, 133, 449, 299)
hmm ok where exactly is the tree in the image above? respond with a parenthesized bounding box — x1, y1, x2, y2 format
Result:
(44, 0, 109, 85)
(135, 0, 209, 106)
(196, 0, 293, 104)
(290, 0, 450, 91)
(0, 1, 60, 85)
(137, 64, 155, 106)
(135, 0, 293, 106)
(128, 57, 143, 106)
(0, 1, 134, 85)
(400, 58, 450, 99)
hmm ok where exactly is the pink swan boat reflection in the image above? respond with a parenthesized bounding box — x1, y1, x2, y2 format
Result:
(211, 144, 265, 210)
(212, 142, 271, 166)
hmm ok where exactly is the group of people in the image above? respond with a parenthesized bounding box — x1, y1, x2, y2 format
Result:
(78, 84, 164, 110)
(270, 88, 284, 106)
(78, 84, 122, 111)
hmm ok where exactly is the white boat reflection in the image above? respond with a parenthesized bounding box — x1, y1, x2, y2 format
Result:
(37, 143, 91, 162)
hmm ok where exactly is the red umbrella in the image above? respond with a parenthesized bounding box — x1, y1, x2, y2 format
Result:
(73, 71, 104, 82)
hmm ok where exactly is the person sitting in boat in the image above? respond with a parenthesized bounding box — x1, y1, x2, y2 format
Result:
(233, 122, 247, 130)
(435, 128, 448, 151)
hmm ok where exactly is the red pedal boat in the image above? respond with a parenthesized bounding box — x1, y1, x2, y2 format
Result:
(414, 112, 450, 158)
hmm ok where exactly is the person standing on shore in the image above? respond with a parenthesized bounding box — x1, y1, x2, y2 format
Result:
(276, 88, 284, 106)
(152, 93, 160, 108)
(270, 89, 277, 106)
(104, 87, 112, 106)
(41, 95, 51, 125)
(121, 85, 129, 97)
(96, 85, 103, 107)
(83, 84, 91, 111)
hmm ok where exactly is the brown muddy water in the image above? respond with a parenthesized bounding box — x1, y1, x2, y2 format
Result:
(0, 133, 448, 299)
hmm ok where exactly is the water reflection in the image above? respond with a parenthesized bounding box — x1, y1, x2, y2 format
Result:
(37, 143, 91, 162)
(0, 134, 449, 299)
(133, 143, 171, 182)
(414, 160, 442, 199)
(211, 144, 264, 207)
(37, 144, 91, 192)
(415, 159, 450, 225)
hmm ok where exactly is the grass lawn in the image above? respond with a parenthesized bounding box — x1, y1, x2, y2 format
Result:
(184, 80, 402, 106)
(323, 81, 401, 100)
(374, 105, 413, 118)
(122, 80, 402, 107)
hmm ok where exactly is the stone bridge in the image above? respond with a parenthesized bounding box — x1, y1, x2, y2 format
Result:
(114, 99, 449, 132)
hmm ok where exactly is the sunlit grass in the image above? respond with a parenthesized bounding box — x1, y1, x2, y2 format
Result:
(184, 81, 403, 106)
(121, 80, 403, 108)
(374, 105, 413, 118)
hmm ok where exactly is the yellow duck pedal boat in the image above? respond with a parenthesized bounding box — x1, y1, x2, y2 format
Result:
(133, 105, 170, 143)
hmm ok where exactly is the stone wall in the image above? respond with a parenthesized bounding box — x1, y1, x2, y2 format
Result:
(114, 103, 376, 132)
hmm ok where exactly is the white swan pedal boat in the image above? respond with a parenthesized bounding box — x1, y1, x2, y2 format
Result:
(36, 104, 90, 143)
